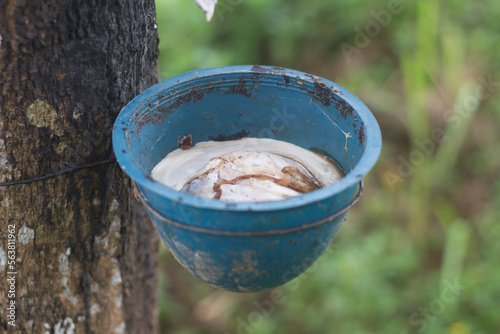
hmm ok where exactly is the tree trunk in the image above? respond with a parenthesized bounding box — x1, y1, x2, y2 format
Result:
(0, 1, 159, 333)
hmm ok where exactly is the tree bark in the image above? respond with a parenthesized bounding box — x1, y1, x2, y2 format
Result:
(0, 1, 159, 333)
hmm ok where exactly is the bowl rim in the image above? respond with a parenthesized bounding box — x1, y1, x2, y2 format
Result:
(112, 65, 382, 212)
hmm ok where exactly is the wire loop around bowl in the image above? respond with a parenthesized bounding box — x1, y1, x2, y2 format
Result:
(133, 181, 363, 237)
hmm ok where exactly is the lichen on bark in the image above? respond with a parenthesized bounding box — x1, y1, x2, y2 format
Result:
(26, 99, 64, 137)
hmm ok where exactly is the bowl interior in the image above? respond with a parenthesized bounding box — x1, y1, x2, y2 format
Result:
(128, 74, 365, 172)
(114, 66, 381, 211)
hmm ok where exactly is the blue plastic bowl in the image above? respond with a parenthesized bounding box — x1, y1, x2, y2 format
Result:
(112, 65, 381, 292)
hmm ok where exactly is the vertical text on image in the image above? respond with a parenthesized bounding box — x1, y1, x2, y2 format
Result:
(6, 223, 17, 327)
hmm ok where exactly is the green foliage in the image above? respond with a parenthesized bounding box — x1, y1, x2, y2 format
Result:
(155, 0, 500, 333)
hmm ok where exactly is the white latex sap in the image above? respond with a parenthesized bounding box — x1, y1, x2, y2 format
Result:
(151, 138, 342, 202)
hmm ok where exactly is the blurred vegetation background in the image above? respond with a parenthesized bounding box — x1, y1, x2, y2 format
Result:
(154, 0, 500, 333)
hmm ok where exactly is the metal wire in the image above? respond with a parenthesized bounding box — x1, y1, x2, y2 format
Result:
(134, 180, 363, 236)
(0, 158, 116, 186)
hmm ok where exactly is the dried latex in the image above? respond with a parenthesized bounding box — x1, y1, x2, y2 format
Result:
(150, 138, 342, 202)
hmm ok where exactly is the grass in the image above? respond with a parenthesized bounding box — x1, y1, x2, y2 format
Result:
(154, 0, 500, 333)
